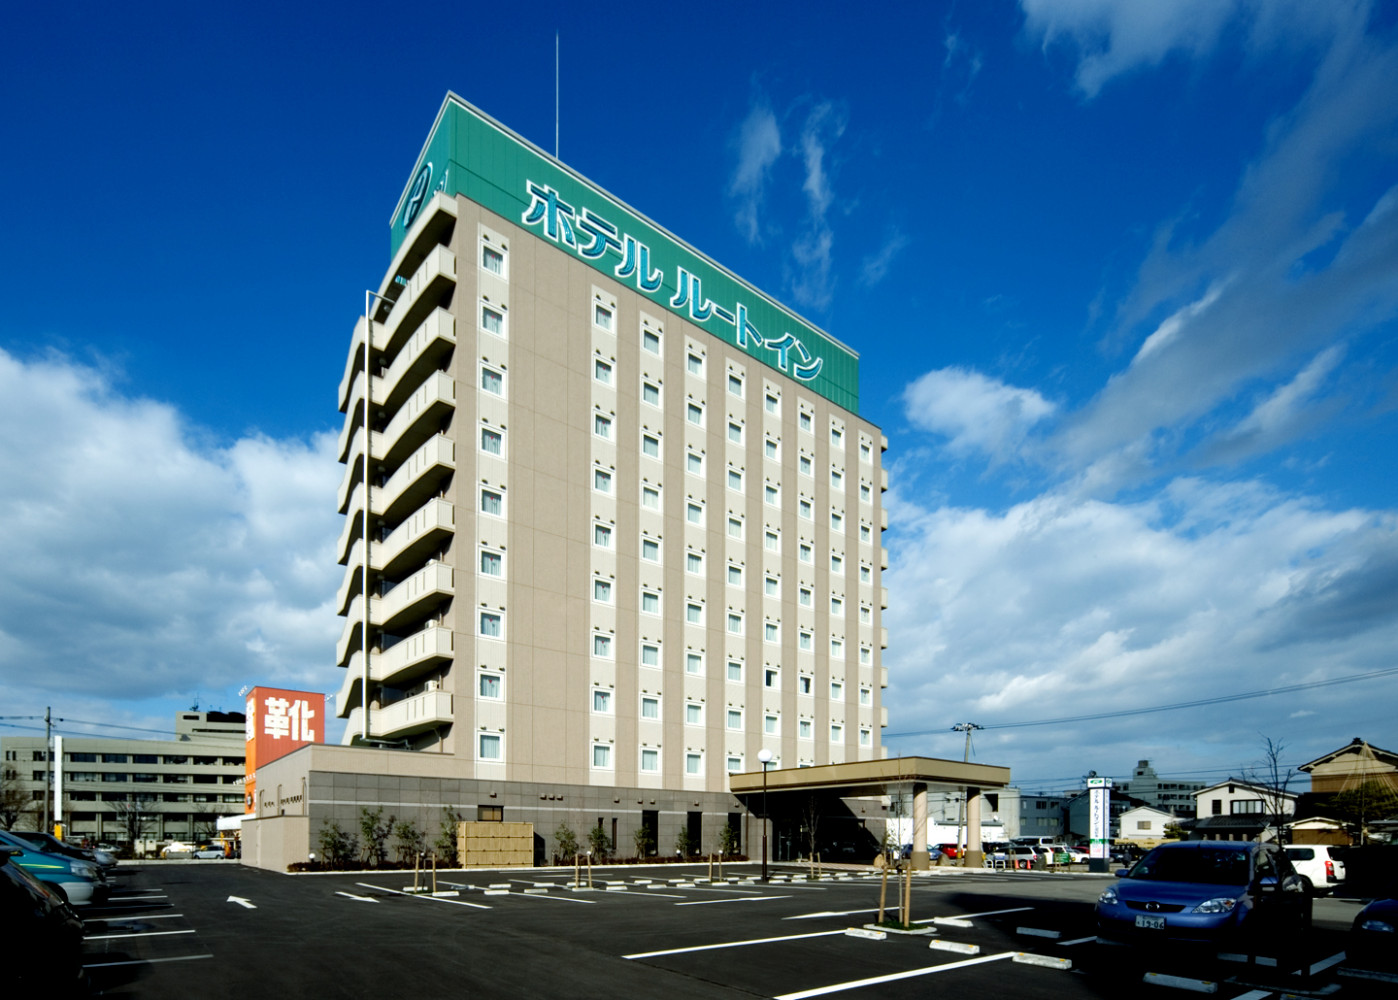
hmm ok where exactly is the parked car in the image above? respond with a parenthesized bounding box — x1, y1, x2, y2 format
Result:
(0, 830, 105, 907)
(1095, 841, 1311, 947)
(982, 842, 1011, 865)
(161, 840, 197, 858)
(1347, 897, 1398, 972)
(1282, 845, 1345, 894)
(1007, 844, 1044, 868)
(6, 830, 117, 873)
(935, 843, 961, 860)
(192, 843, 225, 859)
(0, 848, 86, 995)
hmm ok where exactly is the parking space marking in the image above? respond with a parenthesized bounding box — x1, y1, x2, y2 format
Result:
(87, 929, 198, 941)
(787, 907, 897, 921)
(675, 895, 793, 907)
(85, 955, 213, 969)
(624, 929, 846, 959)
(913, 906, 1033, 923)
(503, 890, 596, 904)
(356, 882, 492, 909)
(1223, 991, 1271, 1000)
(773, 951, 1019, 999)
(1058, 935, 1097, 946)
(107, 893, 168, 900)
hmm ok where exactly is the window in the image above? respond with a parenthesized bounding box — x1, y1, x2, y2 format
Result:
(479, 610, 503, 639)
(799, 630, 813, 651)
(594, 523, 613, 547)
(859, 685, 872, 707)
(799, 543, 813, 563)
(686, 602, 704, 625)
(799, 410, 812, 432)
(728, 373, 743, 397)
(831, 724, 844, 743)
(592, 744, 612, 769)
(1231, 800, 1263, 815)
(479, 673, 502, 699)
(686, 501, 704, 525)
(799, 586, 812, 607)
(481, 304, 505, 336)
(687, 402, 703, 425)
(764, 713, 779, 735)
(593, 633, 613, 658)
(594, 467, 613, 493)
(860, 483, 872, 503)
(728, 421, 743, 444)
(641, 589, 660, 615)
(831, 680, 844, 700)
(764, 574, 779, 597)
(831, 554, 844, 572)
(728, 516, 744, 539)
(593, 689, 612, 713)
(831, 512, 843, 532)
(828, 597, 843, 616)
(687, 551, 703, 574)
(764, 438, 778, 460)
(642, 433, 660, 458)
(860, 440, 872, 462)
(594, 413, 612, 439)
(860, 727, 872, 747)
(593, 578, 613, 603)
(727, 564, 743, 586)
(831, 638, 844, 658)
(594, 303, 614, 331)
(480, 426, 503, 456)
(479, 734, 502, 760)
(641, 484, 660, 509)
(687, 451, 704, 475)
(727, 612, 743, 634)
(798, 674, 813, 695)
(642, 381, 661, 406)
(859, 604, 872, 625)
(727, 709, 742, 730)
(765, 484, 779, 506)
(685, 703, 702, 725)
(685, 753, 703, 776)
(686, 653, 703, 675)
(799, 719, 813, 740)
(799, 497, 813, 519)
(481, 243, 505, 276)
(764, 529, 779, 551)
(641, 748, 659, 772)
(860, 564, 872, 583)
(687, 352, 704, 375)
(764, 621, 779, 642)
(727, 468, 743, 491)
(765, 391, 779, 414)
(640, 643, 660, 667)
(594, 358, 613, 384)
(799, 454, 813, 476)
(641, 696, 660, 719)
(641, 537, 660, 561)
(479, 549, 503, 577)
(480, 366, 504, 395)
(831, 425, 843, 446)
(831, 469, 843, 489)
(859, 645, 872, 665)
(764, 666, 779, 688)
(643, 329, 661, 354)
(860, 523, 871, 543)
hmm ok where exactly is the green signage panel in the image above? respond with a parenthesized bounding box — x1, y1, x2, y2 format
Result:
(389, 94, 861, 414)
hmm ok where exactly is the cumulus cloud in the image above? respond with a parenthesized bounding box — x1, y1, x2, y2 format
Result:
(729, 98, 782, 245)
(903, 367, 1056, 462)
(0, 348, 342, 726)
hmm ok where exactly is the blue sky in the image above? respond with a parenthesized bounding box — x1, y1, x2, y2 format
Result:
(3, 1, 1396, 794)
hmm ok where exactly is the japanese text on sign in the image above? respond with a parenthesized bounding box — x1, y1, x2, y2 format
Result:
(263, 696, 316, 742)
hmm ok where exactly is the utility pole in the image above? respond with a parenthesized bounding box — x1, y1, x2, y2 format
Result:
(43, 707, 52, 832)
(951, 723, 982, 866)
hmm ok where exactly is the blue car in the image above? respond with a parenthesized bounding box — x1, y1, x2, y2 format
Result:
(1095, 841, 1310, 947)
(0, 830, 106, 908)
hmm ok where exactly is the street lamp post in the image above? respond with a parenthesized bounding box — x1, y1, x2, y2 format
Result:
(758, 748, 773, 882)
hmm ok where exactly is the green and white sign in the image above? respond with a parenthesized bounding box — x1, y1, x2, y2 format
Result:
(390, 94, 861, 413)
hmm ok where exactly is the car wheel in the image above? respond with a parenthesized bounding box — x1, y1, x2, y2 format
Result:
(1299, 875, 1314, 896)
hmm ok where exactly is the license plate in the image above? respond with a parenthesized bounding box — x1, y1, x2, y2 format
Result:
(1135, 915, 1166, 930)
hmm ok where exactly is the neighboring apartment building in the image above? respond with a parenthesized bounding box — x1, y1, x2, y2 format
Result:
(245, 93, 889, 869)
(1, 712, 246, 847)
(1018, 791, 1070, 841)
(1190, 779, 1297, 841)
(1117, 760, 1204, 819)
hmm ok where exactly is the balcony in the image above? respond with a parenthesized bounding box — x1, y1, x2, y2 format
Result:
(335, 499, 455, 612)
(378, 434, 454, 525)
(377, 372, 455, 470)
(335, 562, 454, 666)
(360, 690, 455, 741)
(335, 626, 454, 717)
(379, 308, 455, 414)
(378, 245, 457, 362)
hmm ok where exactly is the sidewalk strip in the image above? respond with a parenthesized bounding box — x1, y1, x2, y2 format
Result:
(775, 951, 1018, 999)
(624, 929, 845, 959)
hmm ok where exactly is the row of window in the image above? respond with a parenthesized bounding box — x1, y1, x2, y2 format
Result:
(590, 520, 875, 575)
(472, 735, 872, 770)
(21, 752, 243, 766)
(477, 668, 874, 708)
(587, 625, 865, 661)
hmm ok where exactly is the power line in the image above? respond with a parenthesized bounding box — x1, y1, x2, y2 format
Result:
(884, 665, 1398, 740)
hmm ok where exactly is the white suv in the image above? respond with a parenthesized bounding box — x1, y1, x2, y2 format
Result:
(1283, 845, 1346, 894)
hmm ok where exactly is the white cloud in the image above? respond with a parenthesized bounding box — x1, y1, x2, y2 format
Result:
(729, 99, 782, 245)
(0, 348, 342, 717)
(860, 228, 910, 286)
(903, 366, 1056, 462)
(788, 101, 847, 311)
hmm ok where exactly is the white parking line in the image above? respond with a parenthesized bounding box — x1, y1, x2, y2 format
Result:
(356, 883, 492, 909)
(106, 894, 168, 901)
(912, 906, 1034, 924)
(786, 907, 898, 921)
(93, 913, 185, 921)
(1059, 935, 1097, 946)
(624, 929, 846, 959)
(84, 954, 212, 969)
(774, 951, 1019, 999)
(86, 929, 197, 941)
(675, 895, 792, 907)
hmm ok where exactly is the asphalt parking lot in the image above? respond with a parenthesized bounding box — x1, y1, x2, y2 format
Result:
(76, 860, 1378, 999)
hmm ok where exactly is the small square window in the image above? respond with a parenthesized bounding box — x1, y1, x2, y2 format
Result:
(643, 381, 661, 406)
(798, 674, 813, 695)
(860, 604, 872, 624)
(860, 727, 873, 747)
(594, 523, 613, 547)
(764, 575, 779, 597)
(765, 392, 779, 414)
(831, 724, 844, 743)
(594, 304, 614, 331)
(764, 530, 779, 552)
(727, 564, 742, 586)
(481, 366, 504, 395)
(859, 645, 872, 665)
(727, 709, 742, 730)
(799, 410, 812, 432)
(479, 733, 502, 760)
(686, 501, 704, 524)
(764, 713, 778, 734)
(641, 643, 660, 667)
(481, 244, 505, 276)
(831, 554, 844, 572)
(860, 483, 872, 503)
(831, 638, 844, 658)
(686, 602, 704, 625)
(860, 523, 871, 542)
(641, 590, 660, 614)
(479, 610, 503, 639)
(831, 680, 844, 700)
(642, 484, 660, 509)
(728, 516, 744, 539)
(479, 673, 502, 699)
(727, 612, 743, 634)
(799, 498, 812, 519)
(799, 586, 812, 607)
(727, 660, 743, 682)
(728, 421, 743, 444)
(480, 426, 503, 456)
(764, 438, 778, 460)
(831, 596, 843, 615)
(860, 441, 872, 461)
(728, 468, 743, 491)
(481, 488, 504, 517)
(859, 686, 872, 706)
(765, 484, 779, 506)
(595, 359, 613, 384)
(687, 451, 704, 475)
(643, 329, 661, 354)
(728, 373, 743, 396)
(764, 621, 778, 642)
(799, 455, 813, 476)
(481, 304, 505, 336)
(686, 652, 703, 675)
(799, 719, 812, 740)
(687, 551, 703, 574)
(593, 633, 613, 657)
(685, 703, 702, 725)
(593, 578, 613, 602)
(479, 550, 502, 577)
(642, 537, 660, 561)
(831, 426, 843, 446)
(831, 512, 843, 531)
(641, 696, 660, 719)
(799, 543, 813, 563)
(641, 748, 659, 772)
(594, 413, 612, 438)
(685, 752, 703, 775)
(642, 433, 660, 458)
(799, 630, 813, 652)
(831, 469, 843, 488)
(763, 667, 779, 688)
(687, 402, 703, 425)
(594, 468, 613, 493)
(593, 689, 612, 713)
(687, 352, 704, 375)
(592, 744, 612, 768)
(860, 564, 872, 583)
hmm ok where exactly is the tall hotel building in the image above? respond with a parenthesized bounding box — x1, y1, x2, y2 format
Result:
(251, 94, 890, 866)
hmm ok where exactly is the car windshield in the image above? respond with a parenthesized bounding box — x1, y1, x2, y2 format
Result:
(1129, 848, 1250, 886)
